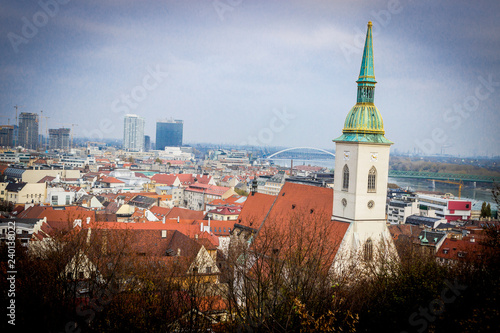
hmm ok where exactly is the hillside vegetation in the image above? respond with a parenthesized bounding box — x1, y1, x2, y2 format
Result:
(390, 156, 500, 177)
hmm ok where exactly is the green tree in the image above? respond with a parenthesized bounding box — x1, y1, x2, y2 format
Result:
(486, 203, 492, 218)
(481, 202, 488, 218)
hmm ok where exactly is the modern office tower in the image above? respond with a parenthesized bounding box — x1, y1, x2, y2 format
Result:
(123, 114, 145, 151)
(49, 128, 71, 150)
(156, 119, 183, 150)
(144, 135, 151, 152)
(0, 126, 15, 147)
(18, 112, 39, 150)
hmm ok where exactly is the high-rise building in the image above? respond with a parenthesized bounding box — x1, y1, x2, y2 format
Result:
(123, 114, 145, 151)
(49, 128, 71, 150)
(18, 112, 39, 150)
(156, 119, 183, 150)
(144, 135, 151, 152)
(0, 126, 15, 147)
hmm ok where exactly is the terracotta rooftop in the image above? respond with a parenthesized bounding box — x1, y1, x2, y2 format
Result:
(100, 176, 124, 184)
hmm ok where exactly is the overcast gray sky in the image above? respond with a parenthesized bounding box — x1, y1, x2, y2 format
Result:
(1, 0, 499, 156)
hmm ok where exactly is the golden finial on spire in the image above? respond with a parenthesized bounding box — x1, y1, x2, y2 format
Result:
(368, 21, 373, 27)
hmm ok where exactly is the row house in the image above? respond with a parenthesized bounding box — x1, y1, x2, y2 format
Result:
(184, 184, 235, 211)
(5, 182, 46, 204)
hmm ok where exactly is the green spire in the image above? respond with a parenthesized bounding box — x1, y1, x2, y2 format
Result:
(357, 21, 377, 87)
(333, 21, 392, 145)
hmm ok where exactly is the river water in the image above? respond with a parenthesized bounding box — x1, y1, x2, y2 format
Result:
(269, 158, 496, 204)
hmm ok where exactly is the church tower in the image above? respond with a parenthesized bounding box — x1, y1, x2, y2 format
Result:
(332, 22, 393, 256)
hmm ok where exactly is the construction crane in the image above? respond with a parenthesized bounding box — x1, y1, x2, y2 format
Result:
(430, 179, 463, 199)
(56, 123, 78, 149)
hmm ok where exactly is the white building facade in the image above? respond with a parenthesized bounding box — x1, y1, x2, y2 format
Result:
(123, 114, 145, 152)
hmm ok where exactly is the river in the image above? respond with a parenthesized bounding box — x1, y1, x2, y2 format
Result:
(269, 158, 496, 204)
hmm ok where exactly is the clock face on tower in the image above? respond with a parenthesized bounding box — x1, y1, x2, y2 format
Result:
(343, 151, 350, 161)
(370, 152, 378, 162)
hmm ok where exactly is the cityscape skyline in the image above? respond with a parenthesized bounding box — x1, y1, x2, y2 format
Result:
(1, 1, 499, 156)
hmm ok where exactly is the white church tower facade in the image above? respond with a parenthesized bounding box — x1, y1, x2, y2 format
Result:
(332, 22, 396, 266)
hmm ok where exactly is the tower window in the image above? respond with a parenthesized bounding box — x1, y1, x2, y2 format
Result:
(368, 166, 376, 193)
(342, 165, 349, 191)
(364, 238, 373, 261)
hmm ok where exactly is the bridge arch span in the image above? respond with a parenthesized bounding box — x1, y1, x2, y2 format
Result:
(266, 147, 335, 159)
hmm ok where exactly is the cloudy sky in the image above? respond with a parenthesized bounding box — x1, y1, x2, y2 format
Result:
(1, 0, 499, 156)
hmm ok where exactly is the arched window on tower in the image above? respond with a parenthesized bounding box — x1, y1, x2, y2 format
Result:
(342, 165, 349, 191)
(364, 238, 373, 261)
(368, 166, 377, 193)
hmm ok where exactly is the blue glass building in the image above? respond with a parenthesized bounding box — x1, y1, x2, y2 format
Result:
(156, 120, 183, 149)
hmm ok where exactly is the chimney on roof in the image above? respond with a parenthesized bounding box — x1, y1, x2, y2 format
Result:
(177, 248, 181, 256)
(177, 216, 179, 223)
(208, 217, 211, 227)
(86, 217, 90, 224)
(201, 222, 203, 232)
(162, 215, 165, 224)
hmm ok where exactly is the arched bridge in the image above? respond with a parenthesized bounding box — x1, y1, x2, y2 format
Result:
(265, 147, 335, 159)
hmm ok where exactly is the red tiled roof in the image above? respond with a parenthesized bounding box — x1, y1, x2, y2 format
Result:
(208, 206, 241, 216)
(237, 183, 348, 266)
(206, 220, 235, 236)
(185, 184, 230, 196)
(38, 176, 56, 183)
(151, 173, 178, 185)
(100, 176, 124, 184)
(436, 237, 485, 261)
(207, 199, 227, 206)
(149, 206, 171, 218)
(237, 192, 275, 228)
(165, 207, 205, 221)
(83, 221, 203, 238)
(0, 164, 9, 174)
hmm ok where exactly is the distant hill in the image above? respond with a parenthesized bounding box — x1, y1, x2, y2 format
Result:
(389, 156, 500, 178)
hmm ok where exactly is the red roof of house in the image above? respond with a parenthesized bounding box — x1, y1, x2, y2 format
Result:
(237, 192, 276, 228)
(100, 176, 124, 184)
(149, 206, 171, 218)
(0, 164, 9, 174)
(436, 237, 485, 262)
(208, 206, 241, 216)
(176, 174, 213, 185)
(165, 207, 205, 221)
(206, 220, 235, 236)
(237, 183, 349, 265)
(151, 174, 178, 185)
(19, 205, 96, 223)
(38, 176, 56, 183)
(185, 184, 230, 196)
